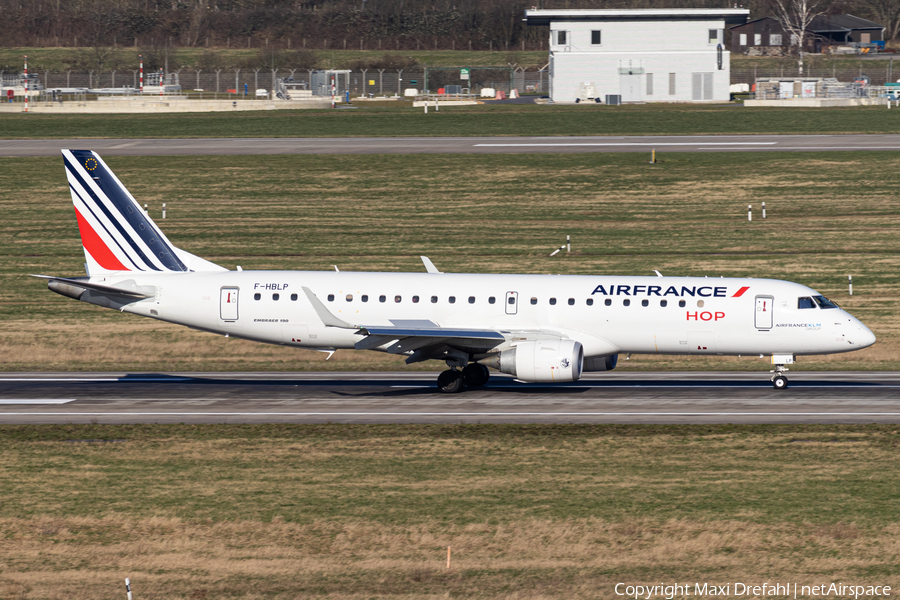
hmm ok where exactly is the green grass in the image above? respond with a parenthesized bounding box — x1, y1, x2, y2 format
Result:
(5, 103, 900, 139)
(0, 424, 898, 598)
(1, 151, 898, 372)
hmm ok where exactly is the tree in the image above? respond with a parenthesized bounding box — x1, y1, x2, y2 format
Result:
(773, 0, 827, 74)
(857, 0, 900, 41)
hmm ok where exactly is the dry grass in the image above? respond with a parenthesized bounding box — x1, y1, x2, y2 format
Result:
(3, 152, 900, 372)
(1, 427, 899, 598)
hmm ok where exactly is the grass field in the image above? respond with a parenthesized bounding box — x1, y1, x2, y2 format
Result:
(1, 151, 898, 372)
(0, 423, 898, 599)
(4, 103, 900, 139)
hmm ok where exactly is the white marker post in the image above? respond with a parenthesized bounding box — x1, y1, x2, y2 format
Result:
(849, 275, 853, 296)
(447, 546, 451, 569)
(424, 99, 428, 114)
(125, 578, 133, 600)
(762, 201, 766, 219)
(549, 244, 566, 257)
(162, 203, 167, 219)
(567, 234, 571, 253)
(748, 204, 752, 222)
(24, 55, 28, 113)
(139, 55, 143, 93)
(331, 74, 335, 109)
(143, 203, 148, 215)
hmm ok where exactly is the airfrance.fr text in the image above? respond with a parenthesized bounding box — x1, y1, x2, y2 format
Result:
(615, 582, 891, 599)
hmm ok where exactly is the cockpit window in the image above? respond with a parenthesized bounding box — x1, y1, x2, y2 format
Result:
(813, 295, 839, 309)
(798, 297, 816, 309)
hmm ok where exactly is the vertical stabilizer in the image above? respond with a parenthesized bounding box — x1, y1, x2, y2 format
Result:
(62, 149, 188, 275)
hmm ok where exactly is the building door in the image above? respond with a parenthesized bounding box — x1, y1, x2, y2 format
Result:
(692, 73, 713, 100)
(620, 74, 642, 102)
(505, 291, 518, 315)
(778, 81, 793, 99)
(220, 287, 239, 321)
(755, 296, 773, 329)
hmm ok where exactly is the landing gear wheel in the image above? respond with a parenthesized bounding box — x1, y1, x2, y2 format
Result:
(437, 369, 465, 393)
(462, 364, 490, 388)
(772, 375, 789, 390)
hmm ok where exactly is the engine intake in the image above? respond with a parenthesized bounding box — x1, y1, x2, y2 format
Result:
(584, 354, 618, 372)
(483, 340, 584, 383)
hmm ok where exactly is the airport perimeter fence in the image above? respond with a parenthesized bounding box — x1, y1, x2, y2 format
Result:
(5, 69, 550, 98)
(732, 64, 899, 86)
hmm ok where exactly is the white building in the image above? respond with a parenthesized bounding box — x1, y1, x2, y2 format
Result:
(525, 9, 750, 103)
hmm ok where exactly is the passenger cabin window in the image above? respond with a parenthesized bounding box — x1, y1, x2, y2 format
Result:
(361, 295, 368, 302)
(468, 296, 476, 304)
(586, 298, 593, 306)
(623, 299, 631, 306)
(530, 297, 537, 305)
(798, 297, 816, 309)
(412, 295, 419, 303)
(291, 293, 298, 301)
(813, 295, 839, 309)
(549, 298, 557, 305)
(641, 299, 649, 307)
(568, 298, 575, 305)
(660, 300, 667, 307)
(273, 293, 280, 301)
(449, 296, 456, 304)
(605, 299, 612, 306)
(431, 296, 438, 303)
(379, 295, 386, 303)
(327, 294, 334, 302)
(679, 300, 686, 307)
(489, 297, 496, 304)
(346, 294, 353, 302)
(254, 293, 261, 300)
(394, 295, 402, 303)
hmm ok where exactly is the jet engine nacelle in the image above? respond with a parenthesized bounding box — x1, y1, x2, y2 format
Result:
(583, 354, 618, 372)
(488, 340, 584, 383)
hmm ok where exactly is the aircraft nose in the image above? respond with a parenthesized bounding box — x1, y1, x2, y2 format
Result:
(857, 324, 877, 349)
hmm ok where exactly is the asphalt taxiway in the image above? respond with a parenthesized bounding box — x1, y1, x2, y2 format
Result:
(4, 134, 900, 156)
(1, 371, 899, 424)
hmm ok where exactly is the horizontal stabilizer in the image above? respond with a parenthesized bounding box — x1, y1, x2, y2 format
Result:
(32, 275, 154, 300)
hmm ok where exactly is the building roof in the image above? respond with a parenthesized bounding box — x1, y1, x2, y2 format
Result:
(729, 14, 883, 32)
(525, 8, 750, 27)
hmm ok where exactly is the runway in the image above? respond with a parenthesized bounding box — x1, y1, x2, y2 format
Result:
(2, 371, 899, 424)
(4, 134, 900, 156)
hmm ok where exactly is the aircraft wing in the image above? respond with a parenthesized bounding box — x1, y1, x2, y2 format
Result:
(302, 286, 509, 363)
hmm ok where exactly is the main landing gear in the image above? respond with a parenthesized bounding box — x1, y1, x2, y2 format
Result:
(438, 363, 490, 393)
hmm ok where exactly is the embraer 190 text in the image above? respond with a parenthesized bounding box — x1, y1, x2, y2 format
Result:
(37, 150, 876, 392)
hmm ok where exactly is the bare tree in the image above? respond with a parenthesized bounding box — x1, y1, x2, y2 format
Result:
(773, 0, 827, 75)
(857, 0, 900, 41)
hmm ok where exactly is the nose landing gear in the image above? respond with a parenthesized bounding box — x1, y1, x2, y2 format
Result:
(769, 355, 793, 390)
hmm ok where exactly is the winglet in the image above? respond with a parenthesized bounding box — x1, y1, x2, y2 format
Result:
(421, 256, 442, 274)
(302, 286, 358, 329)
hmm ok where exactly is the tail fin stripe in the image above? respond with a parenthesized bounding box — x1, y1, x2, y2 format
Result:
(68, 181, 144, 271)
(73, 207, 130, 271)
(64, 155, 163, 272)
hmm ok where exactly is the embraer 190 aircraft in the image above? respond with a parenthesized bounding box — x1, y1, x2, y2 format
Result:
(37, 150, 876, 392)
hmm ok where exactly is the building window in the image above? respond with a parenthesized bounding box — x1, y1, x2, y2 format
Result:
(770, 33, 782, 46)
(754, 33, 762, 45)
(668, 73, 676, 95)
(591, 30, 601, 45)
(646, 73, 653, 96)
(553, 30, 567, 45)
(739, 33, 747, 46)
(708, 29, 718, 44)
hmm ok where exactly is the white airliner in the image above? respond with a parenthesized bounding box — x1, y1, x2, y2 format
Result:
(37, 150, 876, 391)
